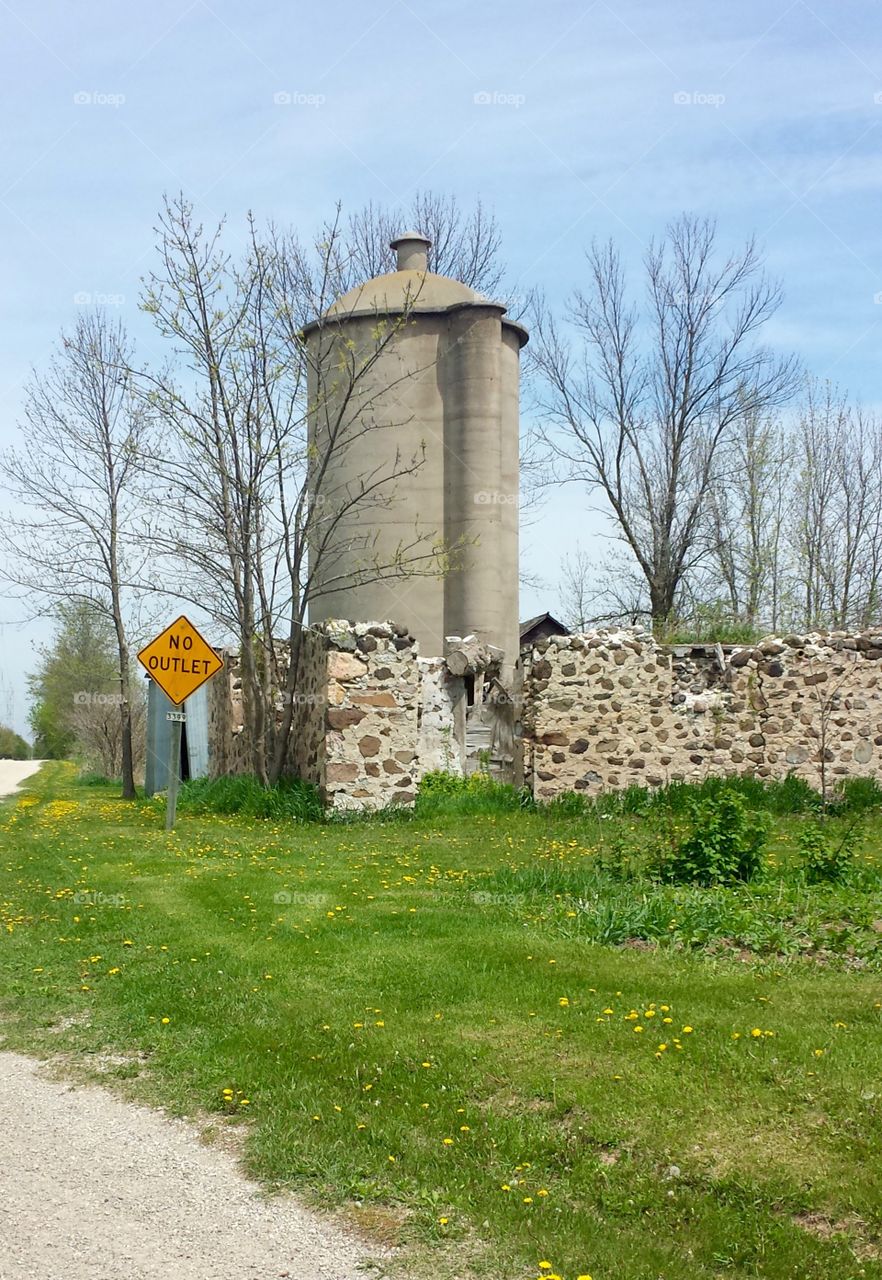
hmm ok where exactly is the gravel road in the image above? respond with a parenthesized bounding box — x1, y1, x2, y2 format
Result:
(0, 1053, 381, 1280)
(0, 760, 42, 796)
(0, 763, 385, 1279)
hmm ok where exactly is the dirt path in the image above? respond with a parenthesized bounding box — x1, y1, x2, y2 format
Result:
(0, 1052, 383, 1279)
(0, 760, 43, 796)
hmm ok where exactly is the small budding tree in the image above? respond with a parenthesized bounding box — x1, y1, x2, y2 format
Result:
(136, 196, 468, 785)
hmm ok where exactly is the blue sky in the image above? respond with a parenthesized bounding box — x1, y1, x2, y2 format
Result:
(1, 0, 881, 734)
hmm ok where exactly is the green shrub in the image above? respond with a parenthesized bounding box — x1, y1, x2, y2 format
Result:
(178, 774, 323, 822)
(799, 821, 858, 885)
(415, 770, 534, 817)
(657, 792, 769, 886)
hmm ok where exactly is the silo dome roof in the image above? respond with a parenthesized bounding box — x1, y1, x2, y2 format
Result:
(328, 268, 484, 317)
(305, 229, 528, 346)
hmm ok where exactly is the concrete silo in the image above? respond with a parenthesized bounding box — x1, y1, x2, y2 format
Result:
(303, 231, 527, 681)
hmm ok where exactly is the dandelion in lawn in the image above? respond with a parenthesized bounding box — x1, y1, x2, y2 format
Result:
(558, 997, 569, 1007)
(682, 1026, 693, 1034)
(438, 1216, 448, 1225)
(443, 1138, 454, 1145)
(751, 1027, 762, 1038)
(161, 1017, 170, 1025)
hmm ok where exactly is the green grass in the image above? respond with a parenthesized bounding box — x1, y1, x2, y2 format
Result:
(1, 763, 881, 1279)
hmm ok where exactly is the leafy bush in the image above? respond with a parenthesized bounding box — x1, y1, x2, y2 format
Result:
(657, 792, 769, 886)
(0, 723, 31, 760)
(415, 770, 534, 817)
(799, 821, 858, 885)
(178, 774, 323, 822)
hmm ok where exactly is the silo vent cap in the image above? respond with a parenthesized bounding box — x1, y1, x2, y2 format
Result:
(390, 230, 431, 272)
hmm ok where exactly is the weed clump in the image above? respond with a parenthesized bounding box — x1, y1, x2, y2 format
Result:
(178, 774, 323, 822)
(414, 770, 534, 817)
(656, 792, 769, 886)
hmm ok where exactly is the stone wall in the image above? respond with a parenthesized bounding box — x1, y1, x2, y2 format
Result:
(207, 621, 463, 810)
(207, 622, 882, 809)
(524, 628, 882, 799)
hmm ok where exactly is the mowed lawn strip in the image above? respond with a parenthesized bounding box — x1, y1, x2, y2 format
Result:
(1, 763, 881, 1280)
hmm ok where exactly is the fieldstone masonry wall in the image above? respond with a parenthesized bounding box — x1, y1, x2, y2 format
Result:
(525, 628, 882, 799)
(207, 623, 882, 809)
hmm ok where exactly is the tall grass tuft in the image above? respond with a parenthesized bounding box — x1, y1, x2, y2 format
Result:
(178, 774, 324, 822)
(414, 770, 535, 817)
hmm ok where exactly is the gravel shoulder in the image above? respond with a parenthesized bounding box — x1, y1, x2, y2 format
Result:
(0, 760, 43, 797)
(0, 1051, 383, 1279)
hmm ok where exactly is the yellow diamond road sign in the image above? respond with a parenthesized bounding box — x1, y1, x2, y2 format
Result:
(137, 615, 224, 706)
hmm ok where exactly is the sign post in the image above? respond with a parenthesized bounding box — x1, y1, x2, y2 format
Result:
(165, 711, 186, 831)
(137, 617, 224, 831)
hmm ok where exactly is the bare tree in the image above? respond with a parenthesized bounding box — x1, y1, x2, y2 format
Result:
(137, 196, 454, 786)
(533, 215, 797, 634)
(789, 380, 882, 631)
(343, 191, 505, 297)
(0, 313, 152, 798)
(70, 687, 147, 780)
(557, 545, 649, 630)
(703, 408, 793, 630)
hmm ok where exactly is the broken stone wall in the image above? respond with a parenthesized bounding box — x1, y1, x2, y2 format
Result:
(525, 628, 882, 798)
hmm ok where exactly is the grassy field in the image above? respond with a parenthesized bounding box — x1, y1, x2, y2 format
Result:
(1, 763, 881, 1280)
